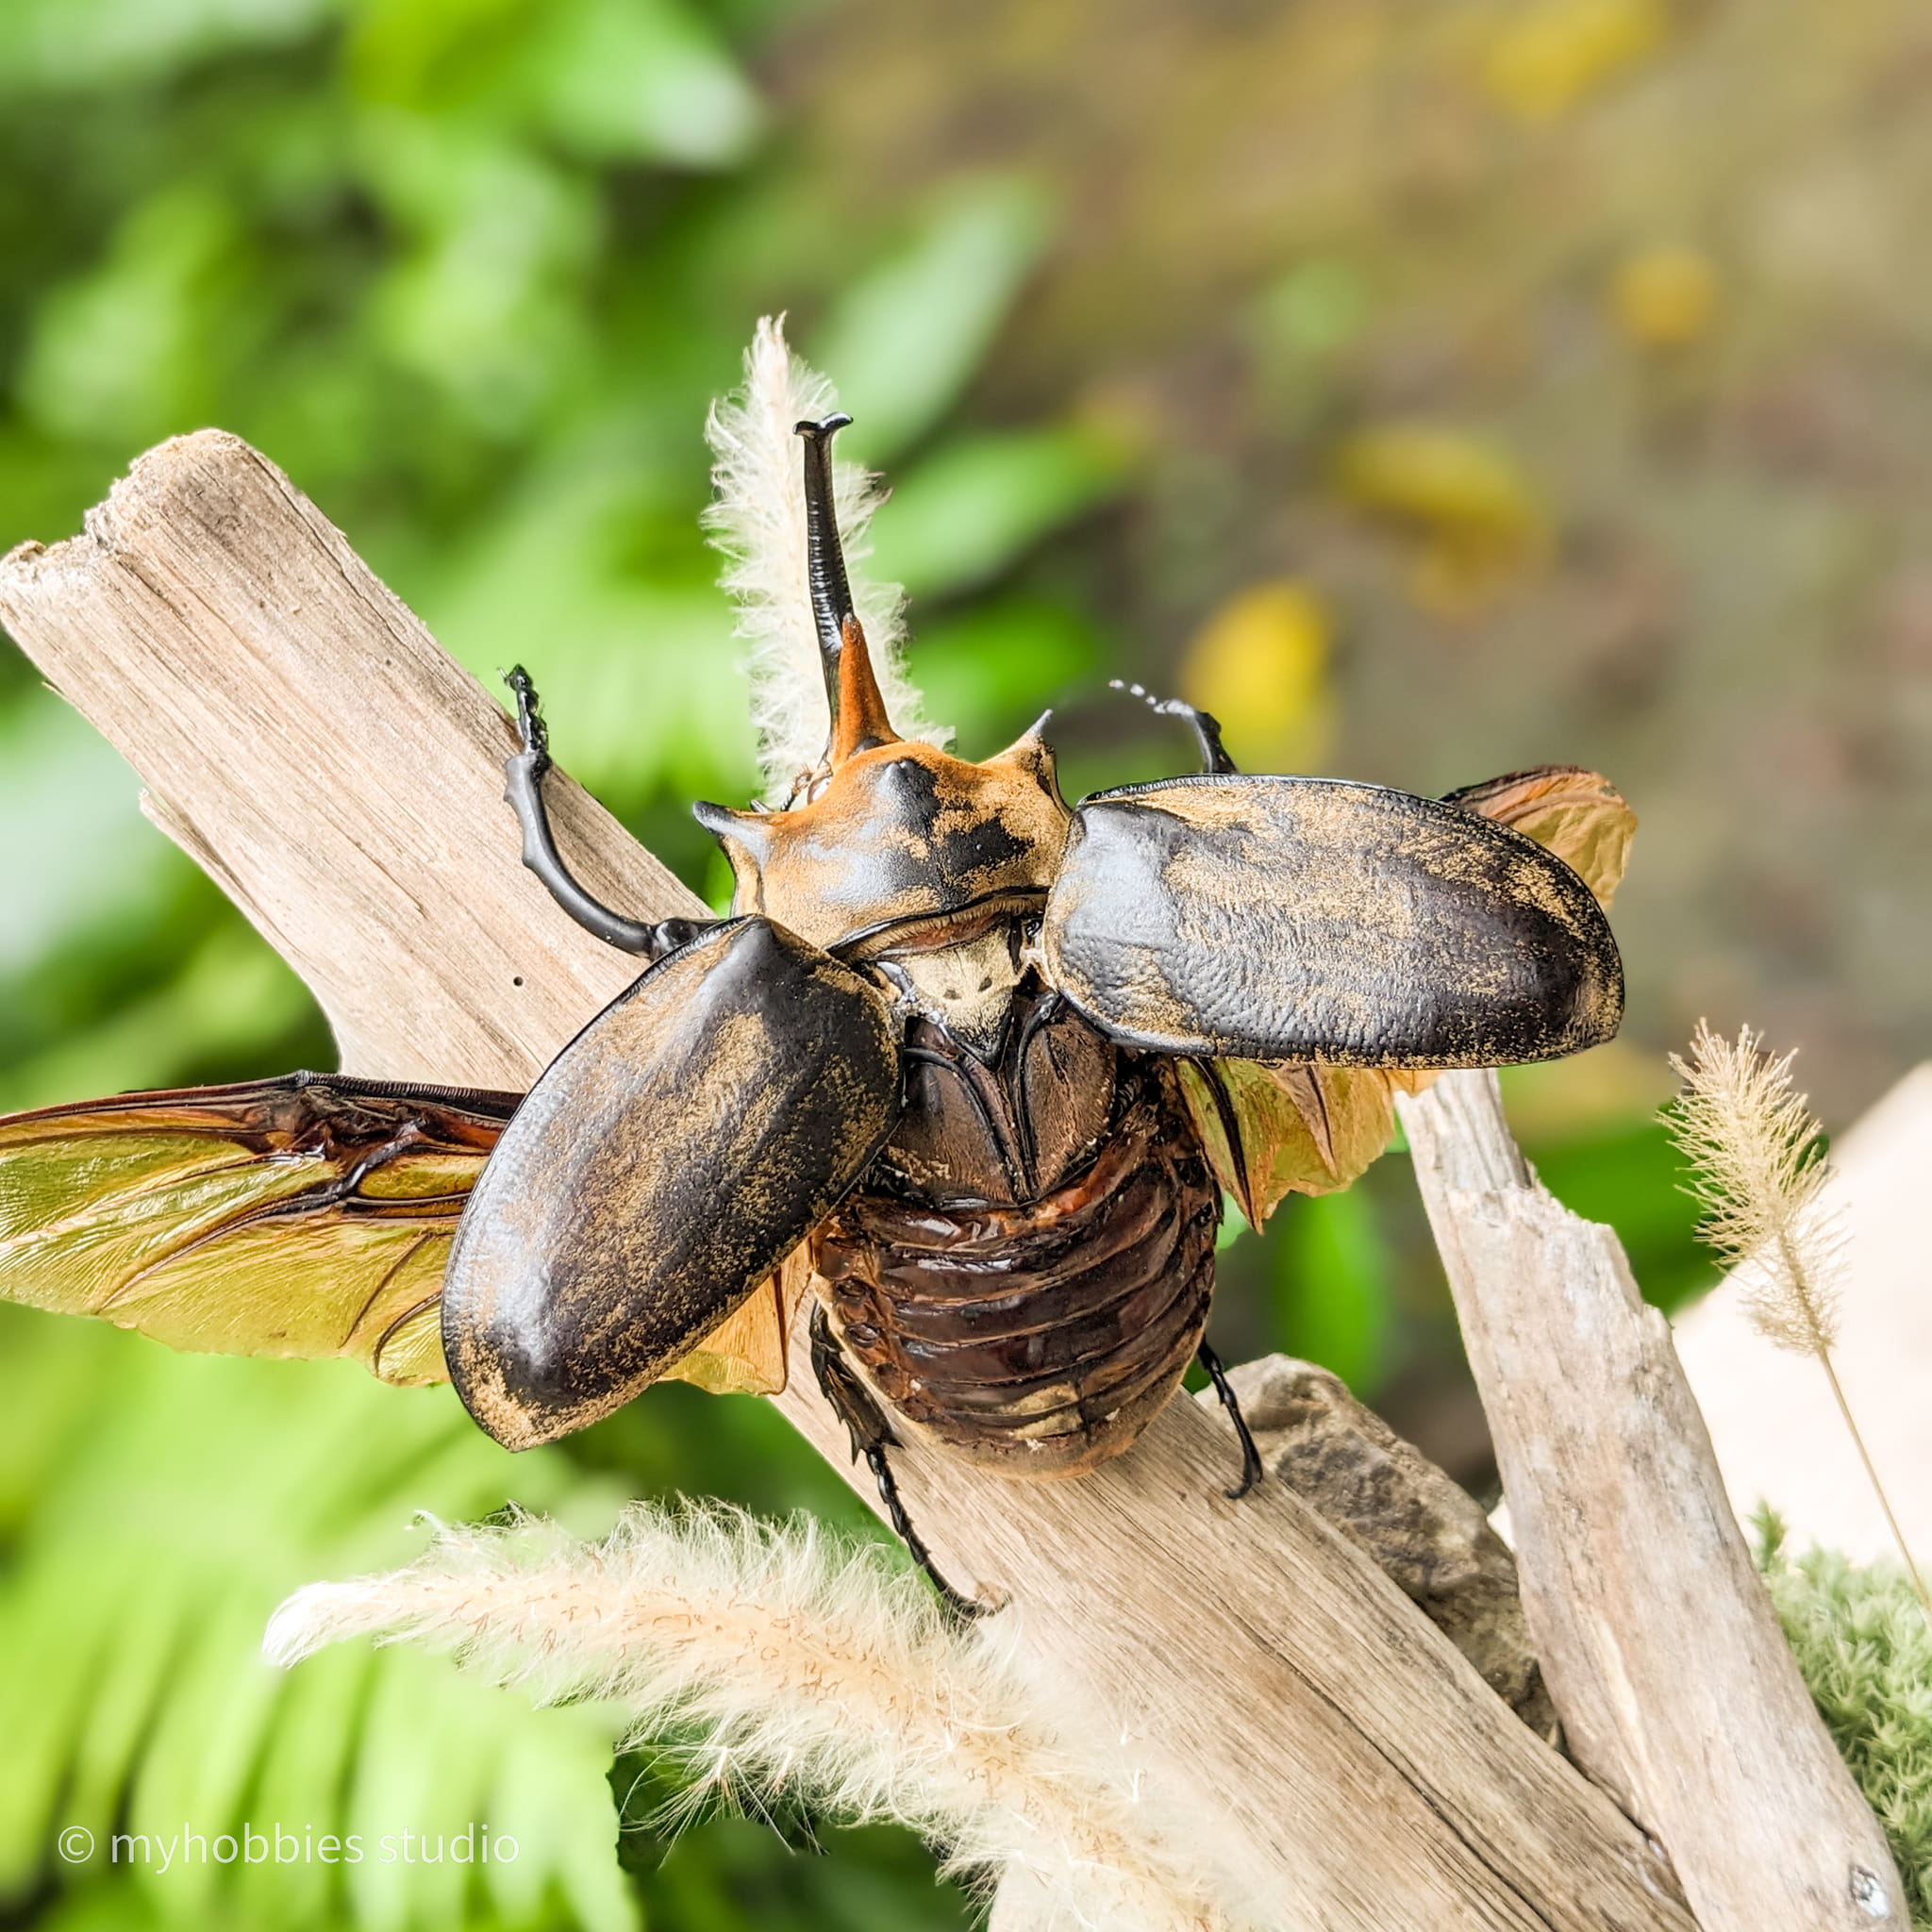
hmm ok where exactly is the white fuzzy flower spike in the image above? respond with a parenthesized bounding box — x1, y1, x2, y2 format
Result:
(704, 316, 947, 802)
(1668, 1021, 1930, 1625)
(1667, 1021, 1843, 1357)
(266, 1503, 1259, 1932)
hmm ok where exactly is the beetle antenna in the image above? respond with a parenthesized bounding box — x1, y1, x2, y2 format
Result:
(808, 1307, 988, 1619)
(796, 415, 899, 767)
(1108, 678, 1238, 775)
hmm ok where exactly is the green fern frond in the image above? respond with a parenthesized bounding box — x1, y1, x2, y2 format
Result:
(0, 1304, 635, 1932)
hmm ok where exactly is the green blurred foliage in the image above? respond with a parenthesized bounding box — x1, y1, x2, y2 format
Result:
(0, 0, 1733, 1926)
(0, 1303, 635, 1932)
(608, 1746, 976, 1932)
(0, 3, 1119, 1927)
(1261, 1189, 1394, 1398)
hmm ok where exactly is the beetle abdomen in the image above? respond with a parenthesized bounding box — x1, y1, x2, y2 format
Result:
(812, 1052, 1219, 1479)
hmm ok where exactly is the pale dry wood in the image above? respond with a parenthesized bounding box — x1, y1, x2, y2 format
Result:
(1396, 1070, 1904, 1932)
(0, 429, 1700, 1932)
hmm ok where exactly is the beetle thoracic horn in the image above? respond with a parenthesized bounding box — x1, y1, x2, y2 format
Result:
(795, 413, 899, 766)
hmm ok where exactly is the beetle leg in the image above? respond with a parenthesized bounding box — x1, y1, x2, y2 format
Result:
(1197, 1340, 1265, 1500)
(501, 667, 710, 960)
(808, 1307, 987, 1621)
(1008, 989, 1068, 1188)
(1108, 678, 1238, 775)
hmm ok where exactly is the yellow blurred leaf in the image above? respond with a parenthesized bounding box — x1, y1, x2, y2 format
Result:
(1486, 0, 1668, 124)
(1610, 243, 1720, 347)
(1334, 422, 1541, 541)
(1333, 422, 1546, 612)
(1180, 579, 1335, 772)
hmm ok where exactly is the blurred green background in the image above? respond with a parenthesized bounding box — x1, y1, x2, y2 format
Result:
(3, 0, 1928, 1924)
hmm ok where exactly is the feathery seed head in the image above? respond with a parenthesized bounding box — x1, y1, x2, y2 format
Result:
(267, 1501, 1257, 1932)
(704, 317, 947, 802)
(1665, 1019, 1844, 1357)
(1673, 1028, 1932, 1628)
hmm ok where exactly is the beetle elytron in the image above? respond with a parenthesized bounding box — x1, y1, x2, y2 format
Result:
(0, 350, 1630, 1612)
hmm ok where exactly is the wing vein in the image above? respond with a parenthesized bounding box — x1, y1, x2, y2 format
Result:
(371, 1289, 443, 1380)
(341, 1230, 434, 1351)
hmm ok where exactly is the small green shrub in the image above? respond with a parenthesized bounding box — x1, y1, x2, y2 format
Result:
(1760, 1512, 1932, 1928)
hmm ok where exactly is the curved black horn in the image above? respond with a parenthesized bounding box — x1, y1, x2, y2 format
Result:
(795, 414, 856, 697)
(794, 413, 897, 765)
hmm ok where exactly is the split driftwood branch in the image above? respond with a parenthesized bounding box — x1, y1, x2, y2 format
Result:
(0, 427, 1881, 1929)
(1398, 1073, 1904, 1931)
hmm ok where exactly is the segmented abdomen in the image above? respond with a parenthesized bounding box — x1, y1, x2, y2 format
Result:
(811, 1056, 1219, 1479)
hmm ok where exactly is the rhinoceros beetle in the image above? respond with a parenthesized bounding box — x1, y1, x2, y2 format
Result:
(446, 412, 1624, 1607)
(0, 412, 1624, 1616)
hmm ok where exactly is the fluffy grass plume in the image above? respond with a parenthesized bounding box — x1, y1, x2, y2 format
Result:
(704, 315, 946, 801)
(1666, 1019, 1842, 1353)
(266, 1503, 1257, 1932)
(1758, 1513, 1932, 1929)
(1667, 1021, 1931, 1624)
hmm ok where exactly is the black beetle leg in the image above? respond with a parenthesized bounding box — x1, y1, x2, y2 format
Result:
(501, 666, 712, 961)
(808, 1307, 986, 1621)
(1197, 1340, 1265, 1500)
(1108, 678, 1239, 775)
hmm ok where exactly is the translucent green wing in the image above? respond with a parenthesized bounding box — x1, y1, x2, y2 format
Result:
(0, 1075, 519, 1387)
(1178, 1058, 1427, 1228)
(1186, 766, 1637, 1228)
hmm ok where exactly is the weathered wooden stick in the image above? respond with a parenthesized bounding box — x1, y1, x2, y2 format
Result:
(1396, 1071, 1903, 1932)
(0, 430, 1701, 1931)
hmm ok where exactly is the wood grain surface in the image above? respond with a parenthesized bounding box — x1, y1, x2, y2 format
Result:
(0, 429, 1713, 1930)
(1398, 1070, 1904, 1932)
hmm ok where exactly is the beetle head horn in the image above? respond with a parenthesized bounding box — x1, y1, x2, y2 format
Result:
(796, 414, 900, 767)
(987, 708, 1064, 800)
